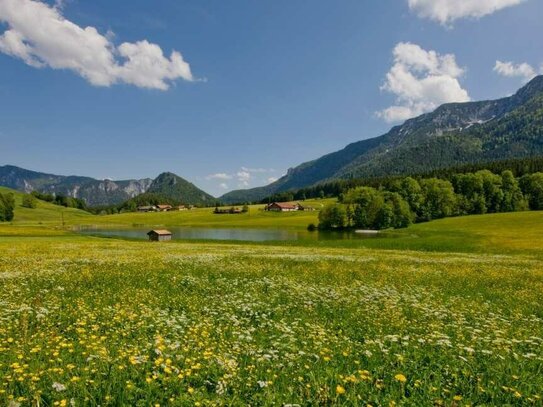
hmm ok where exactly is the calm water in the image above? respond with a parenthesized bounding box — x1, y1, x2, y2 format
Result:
(76, 226, 381, 242)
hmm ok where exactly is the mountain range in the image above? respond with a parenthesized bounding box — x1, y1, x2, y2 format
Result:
(2, 76, 543, 206)
(0, 166, 213, 207)
(220, 75, 543, 203)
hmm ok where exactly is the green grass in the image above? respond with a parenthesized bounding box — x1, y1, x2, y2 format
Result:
(0, 186, 91, 225)
(0, 236, 542, 405)
(2, 184, 543, 256)
(1, 192, 543, 404)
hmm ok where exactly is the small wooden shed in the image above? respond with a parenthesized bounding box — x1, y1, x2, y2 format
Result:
(147, 229, 173, 241)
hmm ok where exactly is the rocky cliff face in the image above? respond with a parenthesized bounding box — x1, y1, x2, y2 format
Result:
(0, 165, 153, 206)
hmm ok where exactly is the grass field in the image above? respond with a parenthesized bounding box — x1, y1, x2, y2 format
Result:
(1, 188, 543, 405)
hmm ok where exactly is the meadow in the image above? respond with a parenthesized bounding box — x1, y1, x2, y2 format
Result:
(1, 188, 543, 405)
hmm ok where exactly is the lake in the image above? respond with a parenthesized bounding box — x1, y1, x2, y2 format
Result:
(76, 226, 383, 242)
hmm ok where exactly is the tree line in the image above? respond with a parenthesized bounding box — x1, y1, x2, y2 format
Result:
(262, 156, 543, 204)
(318, 170, 543, 230)
(30, 191, 87, 210)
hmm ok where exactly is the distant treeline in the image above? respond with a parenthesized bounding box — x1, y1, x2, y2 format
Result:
(318, 169, 543, 230)
(262, 156, 543, 204)
(30, 191, 87, 210)
(88, 192, 222, 215)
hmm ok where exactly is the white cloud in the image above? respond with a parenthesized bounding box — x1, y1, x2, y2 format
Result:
(240, 167, 273, 173)
(207, 167, 278, 190)
(408, 0, 525, 25)
(0, 0, 194, 90)
(236, 171, 251, 187)
(206, 173, 232, 180)
(494, 60, 539, 83)
(377, 42, 470, 123)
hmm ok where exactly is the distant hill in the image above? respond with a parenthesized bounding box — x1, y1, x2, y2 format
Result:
(0, 165, 152, 207)
(221, 75, 543, 203)
(146, 172, 215, 206)
(0, 166, 216, 207)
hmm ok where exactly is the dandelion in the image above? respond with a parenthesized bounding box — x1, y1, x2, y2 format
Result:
(336, 385, 346, 395)
(394, 374, 407, 383)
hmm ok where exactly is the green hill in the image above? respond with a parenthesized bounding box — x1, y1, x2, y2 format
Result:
(145, 172, 216, 206)
(0, 186, 92, 225)
(221, 75, 543, 203)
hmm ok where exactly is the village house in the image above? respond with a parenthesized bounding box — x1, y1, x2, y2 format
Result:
(156, 204, 172, 212)
(265, 202, 300, 212)
(147, 229, 172, 241)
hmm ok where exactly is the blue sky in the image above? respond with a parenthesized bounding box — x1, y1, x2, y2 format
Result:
(0, 0, 542, 196)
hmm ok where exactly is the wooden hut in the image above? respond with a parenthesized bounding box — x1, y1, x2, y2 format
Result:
(147, 229, 173, 241)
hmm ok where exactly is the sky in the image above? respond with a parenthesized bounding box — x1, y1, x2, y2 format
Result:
(1, 0, 542, 197)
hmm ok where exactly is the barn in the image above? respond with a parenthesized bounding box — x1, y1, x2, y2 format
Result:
(265, 202, 299, 212)
(147, 229, 173, 241)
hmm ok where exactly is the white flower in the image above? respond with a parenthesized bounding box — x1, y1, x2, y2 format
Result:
(52, 382, 66, 392)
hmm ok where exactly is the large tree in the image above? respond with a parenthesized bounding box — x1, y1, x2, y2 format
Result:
(0, 193, 15, 222)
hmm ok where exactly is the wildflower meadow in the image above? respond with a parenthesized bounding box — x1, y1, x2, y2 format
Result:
(1, 236, 542, 406)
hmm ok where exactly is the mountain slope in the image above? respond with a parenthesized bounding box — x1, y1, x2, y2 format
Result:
(0, 165, 153, 207)
(146, 172, 216, 206)
(221, 75, 543, 203)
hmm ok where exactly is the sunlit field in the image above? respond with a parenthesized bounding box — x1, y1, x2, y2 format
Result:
(2, 187, 543, 405)
(1, 232, 542, 406)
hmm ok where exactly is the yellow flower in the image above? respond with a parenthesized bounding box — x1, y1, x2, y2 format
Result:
(336, 385, 346, 395)
(453, 395, 462, 401)
(394, 374, 407, 383)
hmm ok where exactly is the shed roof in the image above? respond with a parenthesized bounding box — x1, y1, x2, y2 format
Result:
(147, 229, 172, 236)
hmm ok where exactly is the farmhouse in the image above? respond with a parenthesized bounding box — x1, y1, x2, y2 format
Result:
(156, 204, 172, 212)
(147, 229, 172, 241)
(265, 202, 299, 212)
(298, 204, 315, 211)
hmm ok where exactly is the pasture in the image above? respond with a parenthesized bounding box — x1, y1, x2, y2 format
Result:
(1, 188, 543, 405)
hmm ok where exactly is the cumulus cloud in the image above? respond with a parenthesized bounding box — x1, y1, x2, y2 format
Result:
(240, 167, 274, 173)
(494, 60, 539, 83)
(236, 171, 251, 187)
(206, 173, 233, 180)
(0, 0, 194, 90)
(377, 42, 470, 123)
(408, 0, 525, 25)
(207, 167, 277, 190)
